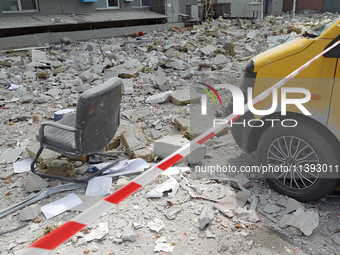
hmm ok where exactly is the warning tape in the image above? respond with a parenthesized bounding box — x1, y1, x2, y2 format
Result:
(17, 39, 340, 255)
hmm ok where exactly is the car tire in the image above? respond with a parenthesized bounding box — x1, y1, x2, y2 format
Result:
(257, 117, 340, 202)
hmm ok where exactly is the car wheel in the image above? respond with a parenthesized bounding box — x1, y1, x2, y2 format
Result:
(257, 117, 340, 202)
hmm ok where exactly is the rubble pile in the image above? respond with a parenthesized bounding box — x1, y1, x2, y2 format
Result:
(0, 13, 340, 255)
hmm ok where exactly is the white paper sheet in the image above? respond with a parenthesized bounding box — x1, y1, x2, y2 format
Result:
(41, 193, 83, 219)
(13, 158, 35, 173)
(92, 158, 149, 174)
(0, 148, 23, 164)
(85, 177, 112, 197)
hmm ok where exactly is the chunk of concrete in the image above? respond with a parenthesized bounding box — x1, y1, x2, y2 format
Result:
(154, 243, 174, 253)
(154, 74, 171, 91)
(165, 205, 182, 220)
(263, 204, 281, 214)
(285, 198, 305, 214)
(199, 206, 214, 229)
(19, 204, 41, 221)
(145, 91, 173, 104)
(85, 222, 109, 241)
(79, 70, 92, 82)
(116, 178, 129, 189)
(279, 208, 319, 236)
(213, 54, 229, 65)
(154, 135, 206, 164)
(24, 173, 49, 192)
(230, 173, 250, 189)
(122, 227, 136, 242)
(201, 45, 216, 55)
(26, 142, 61, 163)
(174, 107, 228, 139)
(170, 89, 201, 106)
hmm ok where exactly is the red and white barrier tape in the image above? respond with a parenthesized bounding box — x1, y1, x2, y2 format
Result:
(17, 39, 340, 255)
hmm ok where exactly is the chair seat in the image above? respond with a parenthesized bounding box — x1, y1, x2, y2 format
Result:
(37, 113, 77, 153)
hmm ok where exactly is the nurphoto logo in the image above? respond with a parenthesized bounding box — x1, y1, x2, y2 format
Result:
(198, 83, 312, 128)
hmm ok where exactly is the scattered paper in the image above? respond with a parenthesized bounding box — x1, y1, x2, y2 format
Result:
(41, 193, 83, 219)
(92, 158, 149, 174)
(85, 176, 112, 197)
(146, 177, 179, 198)
(0, 148, 23, 164)
(13, 158, 35, 173)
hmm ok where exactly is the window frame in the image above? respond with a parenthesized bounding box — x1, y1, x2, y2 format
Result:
(96, 0, 121, 10)
(131, 0, 148, 8)
(249, 0, 261, 4)
(2, 0, 39, 13)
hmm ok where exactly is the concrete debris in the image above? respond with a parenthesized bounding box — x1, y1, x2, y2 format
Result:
(85, 222, 109, 241)
(165, 205, 182, 220)
(147, 218, 164, 233)
(199, 206, 214, 229)
(154, 135, 206, 164)
(263, 204, 281, 214)
(181, 180, 227, 202)
(285, 198, 305, 214)
(19, 204, 41, 221)
(279, 208, 319, 236)
(229, 173, 250, 189)
(23, 173, 49, 192)
(145, 91, 173, 104)
(122, 227, 136, 242)
(170, 89, 201, 106)
(116, 178, 129, 189)
(154, 243, 174, 253)
(213, 191, 250, 217)
(0, 13, 336, 255)
(146, 177, 179, 198)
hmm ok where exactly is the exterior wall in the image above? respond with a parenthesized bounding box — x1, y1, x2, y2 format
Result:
(323, 0, 340, 13)
(179, 0, 196, 15)
(271, 0, 283, 15)
(0, 0, 149, 17)
(216, 0, 261, 17)
(283, 0, 324, 13)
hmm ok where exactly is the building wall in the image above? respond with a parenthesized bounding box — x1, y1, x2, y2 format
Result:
(216, 0, 261, 17)
(0, 0, 149, 17)
(283, 0, 324, 13)
(323, 0, 340, 13)
(271, 0, 283, 15)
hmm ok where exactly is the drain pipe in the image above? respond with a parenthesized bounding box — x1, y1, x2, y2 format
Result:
(292, 0, 296, 18)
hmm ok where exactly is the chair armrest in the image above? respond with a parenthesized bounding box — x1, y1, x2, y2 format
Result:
(38, 122, 81, 143)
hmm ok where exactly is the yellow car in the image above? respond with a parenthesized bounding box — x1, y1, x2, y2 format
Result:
(227, 17, 340, 201)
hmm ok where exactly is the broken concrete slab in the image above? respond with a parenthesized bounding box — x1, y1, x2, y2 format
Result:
(165, 205, 182, 220)
(285, 198, 305, 214)
(229, 173, 250, 189)
(26, 142, 61, 163)
(263, 204, 280, 214)
(175, 107, 228, 139)
(154, 135, 206, 164)
(145, 91, 173, 104)
(213, 191, 251, 218)
(19, 204, 41, 221)
(23, 173, 49, 192)
(116, 178, 129, 189)
(279, 208, 319, 236)
(170, 89, 201, 106)
(199, 206, 214, 229)
(201, 45, 216, 55)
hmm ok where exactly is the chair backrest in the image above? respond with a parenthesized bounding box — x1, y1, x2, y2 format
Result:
(75, 77, 122, 155)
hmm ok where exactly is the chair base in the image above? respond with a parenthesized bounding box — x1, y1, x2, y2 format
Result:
(30, 146, 119, 183)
